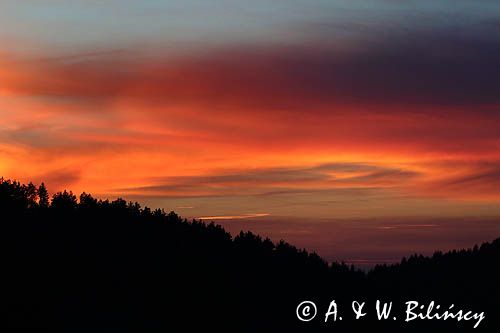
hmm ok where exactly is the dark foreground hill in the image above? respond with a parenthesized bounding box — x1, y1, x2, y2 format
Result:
(2, 179, 499, 332)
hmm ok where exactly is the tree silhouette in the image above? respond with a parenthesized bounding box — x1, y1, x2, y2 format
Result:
(38, 182, 49, 208)
(1, 178, 499, 332)
(50, 190, 77, 210)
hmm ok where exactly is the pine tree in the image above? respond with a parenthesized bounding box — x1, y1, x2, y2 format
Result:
(26, 182, 38, 208)
(38, 182, 49, 208)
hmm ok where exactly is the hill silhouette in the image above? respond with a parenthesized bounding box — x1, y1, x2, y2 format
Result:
(2, 178, 499, 332)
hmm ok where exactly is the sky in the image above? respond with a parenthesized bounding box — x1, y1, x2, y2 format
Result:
(1, 1, 500, 262)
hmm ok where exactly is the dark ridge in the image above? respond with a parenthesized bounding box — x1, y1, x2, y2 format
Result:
(2, 178, 499, 332)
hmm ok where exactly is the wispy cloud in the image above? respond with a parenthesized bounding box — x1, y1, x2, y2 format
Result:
(377, 224, 439, 230)
(117, 163, 420, 198)
(3, 28, 500, 109)
(197, 213, 270, 220)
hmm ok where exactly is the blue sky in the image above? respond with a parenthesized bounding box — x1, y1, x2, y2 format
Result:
(2, 0, 498, 55)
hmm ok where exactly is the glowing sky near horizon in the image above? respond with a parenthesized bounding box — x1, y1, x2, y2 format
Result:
(1, 0, 500, 222)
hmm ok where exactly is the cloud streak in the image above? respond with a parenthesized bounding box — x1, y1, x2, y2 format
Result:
(3, 28, 500, 110)
(117, 163, 420, 198)
(197, 213, 270, 220)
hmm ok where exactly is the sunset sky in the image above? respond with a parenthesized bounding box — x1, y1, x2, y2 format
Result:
(1, 1, 500, 262)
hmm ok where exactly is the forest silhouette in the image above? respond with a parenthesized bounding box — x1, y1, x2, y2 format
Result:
(2, 178, 499, 332)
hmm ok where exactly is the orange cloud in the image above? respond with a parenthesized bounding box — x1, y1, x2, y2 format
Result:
(198, 213, 270, 220)
(1, 45, 500, 218)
